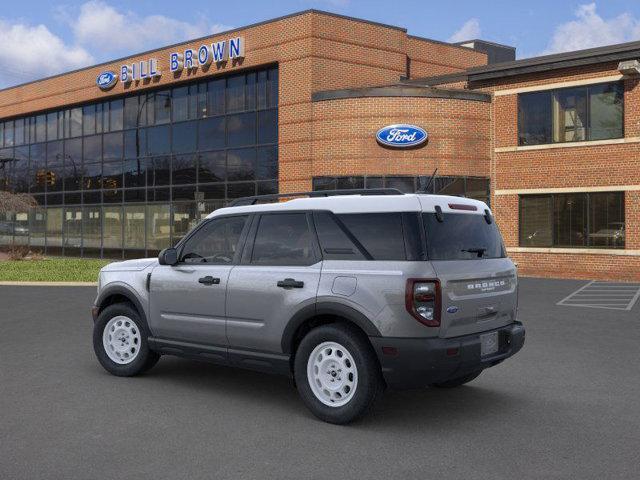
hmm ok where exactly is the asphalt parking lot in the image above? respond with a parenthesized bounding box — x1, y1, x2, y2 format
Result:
(1, 278, 639, 479)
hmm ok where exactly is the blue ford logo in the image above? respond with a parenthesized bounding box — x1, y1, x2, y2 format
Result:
(376, 124, 428, 148)
(447, 306, 459, 314)
(96, 71, 118, 90)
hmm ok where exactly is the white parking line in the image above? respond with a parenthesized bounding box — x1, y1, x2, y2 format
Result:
(557, 281, 640, 311)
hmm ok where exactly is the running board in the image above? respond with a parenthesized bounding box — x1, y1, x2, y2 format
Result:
(148, 337, 291, 376)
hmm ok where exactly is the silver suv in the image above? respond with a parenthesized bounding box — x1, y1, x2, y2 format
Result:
(92, 190, 525, 424)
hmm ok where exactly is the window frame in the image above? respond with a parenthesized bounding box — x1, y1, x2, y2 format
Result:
(517, 81, 625, 146)
(518, 192, 625, 249)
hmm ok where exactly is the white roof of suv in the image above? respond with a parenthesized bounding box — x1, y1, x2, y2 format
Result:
(207, 194, 490, 218)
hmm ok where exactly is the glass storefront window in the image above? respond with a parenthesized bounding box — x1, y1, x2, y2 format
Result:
(124, 205, 145, 251)
(83, 206, 102, 253)
(46, 207, 63, 249)
(0, 66, 278, 258)
(29, 207, 46, 248)
(172, 202, 197, 243)
(103, 206, 123, 251)
(146, 204, 171, 253)
(172, 121, 197, 153)
(64, 207, 83, 253)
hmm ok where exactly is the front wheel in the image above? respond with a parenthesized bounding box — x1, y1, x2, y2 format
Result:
(294, 323, 383, 424)
(93, 303, 160, 377)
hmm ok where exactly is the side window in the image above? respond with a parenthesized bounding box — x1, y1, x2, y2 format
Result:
(180, 215, 248, 264)
(251, 213, 315, 266)
(336, 213, 407, 260)
(313, 211, 366, 260)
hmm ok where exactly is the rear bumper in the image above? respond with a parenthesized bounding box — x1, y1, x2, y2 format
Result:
(370, 322, 525, 389)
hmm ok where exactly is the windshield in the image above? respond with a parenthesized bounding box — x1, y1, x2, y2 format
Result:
(423, 212, 506, 260)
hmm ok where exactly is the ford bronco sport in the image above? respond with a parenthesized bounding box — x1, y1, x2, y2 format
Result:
(92, 189, 525, 424)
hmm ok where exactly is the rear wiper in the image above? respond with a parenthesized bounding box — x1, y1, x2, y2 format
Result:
(461, 247, 486, 258)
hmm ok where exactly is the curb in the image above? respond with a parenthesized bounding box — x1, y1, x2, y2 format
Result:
(0, 281, 97, 287)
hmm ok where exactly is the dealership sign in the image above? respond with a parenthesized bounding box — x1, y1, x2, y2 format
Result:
(170, 37, 245, 73)
(376, 124, 428, 148)
(96, 71, 118, 90)
(97, 36, 245, 90)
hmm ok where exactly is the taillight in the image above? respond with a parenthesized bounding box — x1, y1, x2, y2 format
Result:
(405, 279, 441, 327)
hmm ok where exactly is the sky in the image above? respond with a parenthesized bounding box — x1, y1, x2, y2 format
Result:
(2, 0, 640, 88)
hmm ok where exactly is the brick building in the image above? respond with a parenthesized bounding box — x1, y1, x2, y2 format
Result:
(0, 9, 637, 280)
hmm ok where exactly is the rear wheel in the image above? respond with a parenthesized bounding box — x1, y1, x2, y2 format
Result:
(93, 303, 160, 377)
(432, 370, 483, 388)
(294, 323, 383, 424)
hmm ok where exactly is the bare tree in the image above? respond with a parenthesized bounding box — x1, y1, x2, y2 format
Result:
(0, 191, 37, 214)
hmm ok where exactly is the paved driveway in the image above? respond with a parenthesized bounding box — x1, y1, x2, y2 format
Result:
(1, 278, 639, 479)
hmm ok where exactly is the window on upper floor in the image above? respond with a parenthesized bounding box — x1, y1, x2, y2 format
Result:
(518, 82, 623, 146)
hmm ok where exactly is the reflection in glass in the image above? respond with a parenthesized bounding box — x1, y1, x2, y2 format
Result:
(64, 207, 83, 252)
(83, 206, 102, 252)
(147, 204, 170, 252)
(172, 202, 197, 243)
(46, 207, 63, 247)
(29, 207, 46, 248)
(227, 112, 256, 147)
(172, 121, 197, 153)
(124, 205, 145, 250)
(227, 149, 256, 181)
(198, 116, 225, 151)
(103, 206, 123, 249)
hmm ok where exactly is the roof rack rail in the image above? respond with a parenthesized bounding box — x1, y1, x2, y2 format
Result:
(227, 188, 404, 207)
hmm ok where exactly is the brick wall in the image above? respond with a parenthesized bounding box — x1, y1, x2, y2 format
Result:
(406, 37, 487, 79)
(481, 63, 640, 281)
(309, 95, 490, 188)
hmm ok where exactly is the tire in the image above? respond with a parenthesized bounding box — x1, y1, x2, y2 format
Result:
(93, 302, 160, 377)
(432, 370, 483, 388)
(294, 323, 383, 424)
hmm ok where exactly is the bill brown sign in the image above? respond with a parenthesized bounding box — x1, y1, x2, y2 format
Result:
(97, 36, 245, 89)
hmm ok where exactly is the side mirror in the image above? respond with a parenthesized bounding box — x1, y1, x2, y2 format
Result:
(158, 247, 178, 266)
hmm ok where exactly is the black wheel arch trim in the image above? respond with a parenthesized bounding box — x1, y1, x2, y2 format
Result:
(281, 301, 381, 353)
(95, 285, 147, 324)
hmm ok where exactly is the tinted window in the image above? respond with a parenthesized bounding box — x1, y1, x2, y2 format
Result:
(518, 82, 623, 145)
(337, 213, 407, 260)
(251, 213, 315, 266)
(180, 215, 247, 264)
(314, 211, 365, 260)
(519, 192, 624, 249)
(423, 213, 505, 260)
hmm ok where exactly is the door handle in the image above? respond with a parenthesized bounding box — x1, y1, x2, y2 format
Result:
(277, 278, 304, 289)
(198, 276, 220, 285)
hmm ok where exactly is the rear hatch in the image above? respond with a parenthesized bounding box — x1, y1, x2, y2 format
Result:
(423, 211, 517, 338)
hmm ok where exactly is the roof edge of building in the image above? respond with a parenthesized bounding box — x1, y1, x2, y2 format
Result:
(0, 9, 408, 95)
(406, 34, 484, 54)
(401, 71, 469, 86)
(311, 85, 491, 103)
(467, 40, 640, 81)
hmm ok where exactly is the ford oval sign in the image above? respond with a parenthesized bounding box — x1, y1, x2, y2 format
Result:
(96, 71, 118, 91)
(376, 124, 428, 148)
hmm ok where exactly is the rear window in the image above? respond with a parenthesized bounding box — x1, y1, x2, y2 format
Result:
(423, 212, 506, 260)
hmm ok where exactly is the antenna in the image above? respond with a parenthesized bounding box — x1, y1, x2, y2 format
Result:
(418, 168, 438, 193)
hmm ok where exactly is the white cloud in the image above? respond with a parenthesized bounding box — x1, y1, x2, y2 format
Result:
(0, 20, 93, 88)
(542, 3, 640, 54)
(0, 1, 233, 88)
(71, 1, 232, 55)
(448, 18, 481, 43)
